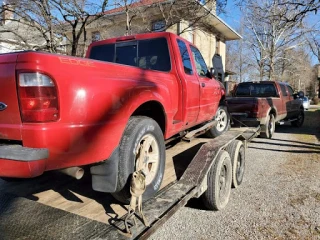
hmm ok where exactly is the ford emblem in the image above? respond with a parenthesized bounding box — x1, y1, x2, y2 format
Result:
(0, 102, 7, 111)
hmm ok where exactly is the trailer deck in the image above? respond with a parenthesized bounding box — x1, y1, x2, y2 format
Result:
(0, 127, 259, 239)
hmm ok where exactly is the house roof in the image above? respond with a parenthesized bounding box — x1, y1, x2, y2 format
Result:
(104, 0, 168, 15)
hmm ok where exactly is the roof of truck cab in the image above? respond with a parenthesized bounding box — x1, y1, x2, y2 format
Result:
(89, 32, 177, 48)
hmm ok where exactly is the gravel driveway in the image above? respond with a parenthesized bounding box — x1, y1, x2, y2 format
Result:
(151, 109, 320, 240)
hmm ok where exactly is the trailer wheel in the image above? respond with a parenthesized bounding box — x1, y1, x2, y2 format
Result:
(202, 150, 232, 211)
(206, 105, 230, 138)
(112, 116, 165, 204)
(260, 114, 275, 139)
(226, 140, 245, 188)
(291, 109, 304, 127)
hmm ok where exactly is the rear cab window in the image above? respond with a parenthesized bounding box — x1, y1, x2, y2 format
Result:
(89, 38, 171, 72)
(235, 83, 278, 97)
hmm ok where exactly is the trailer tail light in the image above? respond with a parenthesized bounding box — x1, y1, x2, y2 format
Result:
(18, 73, 59, 122)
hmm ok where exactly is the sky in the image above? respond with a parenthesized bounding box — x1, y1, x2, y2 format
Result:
(218, 1, 320, 65)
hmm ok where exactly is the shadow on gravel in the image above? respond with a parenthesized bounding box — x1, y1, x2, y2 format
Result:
(275, 109, 320, 141)
(251, 139, 320, 151)
(248, 146, 320, 154)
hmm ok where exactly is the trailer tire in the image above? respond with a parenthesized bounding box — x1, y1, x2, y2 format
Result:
(112, 116, 165, 204)
(206, 105, 230, 138)
(260, 114, 275, 139)
(202, 150, 232, 211)
(226, 140, 245, 188)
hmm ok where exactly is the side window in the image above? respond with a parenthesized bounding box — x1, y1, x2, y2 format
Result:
(177, 39, 193, 75)
(138, 38, 171, 72)
(280, 84, 288, 96)
(287, 86, 294, 96)
(190, 46, 209, 77)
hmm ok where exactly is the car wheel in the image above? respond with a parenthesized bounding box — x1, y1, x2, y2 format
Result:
(260, 114, 275, 139)
(225, 140, 245, 188)
(291, 109, 304, 127)
(112, 116, 165, 204)
(206, 105, 230, 138)
(201, 150, 232, 211)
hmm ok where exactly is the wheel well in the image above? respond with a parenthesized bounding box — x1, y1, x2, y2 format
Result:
(219, 95, 226, 105)
(269, 108, 277, 118)
(132, 101, 166, 134)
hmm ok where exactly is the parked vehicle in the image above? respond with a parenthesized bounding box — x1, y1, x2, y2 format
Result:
(227, 81, 304, 139)
(301, 96, 310, 110)
(0, 32, 229, 203)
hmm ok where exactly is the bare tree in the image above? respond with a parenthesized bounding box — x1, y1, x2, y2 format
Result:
(0, 0, 109, 55)
(110, 0, 227, 36)
(243, 0, 308, 81)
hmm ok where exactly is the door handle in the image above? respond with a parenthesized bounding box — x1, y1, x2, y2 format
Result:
(201, 83, 205, 87)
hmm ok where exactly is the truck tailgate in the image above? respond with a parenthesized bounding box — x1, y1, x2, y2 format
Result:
(0, 53, 22, 140)
(227, 97, 256, 113)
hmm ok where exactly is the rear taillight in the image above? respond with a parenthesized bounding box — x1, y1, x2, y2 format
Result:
(18, 72, 59, 122)
(251, 103, 259, 116)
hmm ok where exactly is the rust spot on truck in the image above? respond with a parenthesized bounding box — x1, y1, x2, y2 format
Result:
(59, 57, 95, 67)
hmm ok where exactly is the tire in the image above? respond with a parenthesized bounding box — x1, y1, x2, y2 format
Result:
(201, 150, 232, 211)
(206, 105, 230, 138)
(291, 109, 304, 127)
(112, 116, 165, 204)
(0, 177, 23, 182)
(225, 140, 245, 188)
(260, 114, 275, 139)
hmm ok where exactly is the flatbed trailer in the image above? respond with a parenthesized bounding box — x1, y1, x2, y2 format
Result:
(0, 127, 259, 240)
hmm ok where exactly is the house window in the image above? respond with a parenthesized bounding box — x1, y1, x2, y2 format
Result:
(216, 39, 220, 55)
(152, 20, 166, 32)
(92, 31, 101, 42)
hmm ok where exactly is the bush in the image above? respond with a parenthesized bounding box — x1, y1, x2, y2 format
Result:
(312, 97, 319, 105)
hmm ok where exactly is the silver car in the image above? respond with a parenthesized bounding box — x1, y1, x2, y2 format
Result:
(302, 97, 310, 110)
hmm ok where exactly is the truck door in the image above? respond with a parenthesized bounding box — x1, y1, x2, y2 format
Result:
(287, 85, 301, 117)
(278, 83, 290, 119)
(176, 39, 200, 127)
(189, 45, 220, 123)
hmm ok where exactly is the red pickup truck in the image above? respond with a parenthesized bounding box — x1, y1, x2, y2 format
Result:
(0, 32, 228, 202)
(227, 81, 304, 139)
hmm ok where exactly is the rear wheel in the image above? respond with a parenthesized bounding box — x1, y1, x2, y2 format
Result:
(206, 105, 230, 138)
(260, 114, 275, 139)
(112, 116, 165, 204)
(291, 109, 304, 127)
(201, 150, 232, 211)
(226, 140, 245, 188)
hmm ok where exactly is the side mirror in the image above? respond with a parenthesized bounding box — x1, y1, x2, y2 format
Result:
(297, 91, 304, 98)
(210, 68, 215, 76)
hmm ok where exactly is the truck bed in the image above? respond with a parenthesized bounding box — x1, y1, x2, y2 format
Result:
(0, 127, 259, 239)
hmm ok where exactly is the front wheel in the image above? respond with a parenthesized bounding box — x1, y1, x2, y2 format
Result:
(206, 105, 230, 138)
(112, 116, 165, 204)
(291, 109, 304, 127)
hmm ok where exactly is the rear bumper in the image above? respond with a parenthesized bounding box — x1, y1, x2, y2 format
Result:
(230, 113, 262, 127)
(0, 145, 48, 178)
